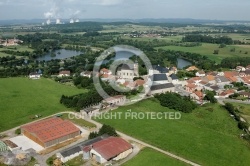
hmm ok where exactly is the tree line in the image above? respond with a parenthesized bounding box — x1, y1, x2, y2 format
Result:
(154, 92, 197, 113)
(221, 57, 250, 69)
(182, 34, 234, 45)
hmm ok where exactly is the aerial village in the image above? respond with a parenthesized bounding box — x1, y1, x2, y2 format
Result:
(2, 57, 250, 165)
(0, 38, 23, 47)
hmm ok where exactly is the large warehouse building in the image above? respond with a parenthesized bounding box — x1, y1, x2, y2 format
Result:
(21, 117, 80, 148)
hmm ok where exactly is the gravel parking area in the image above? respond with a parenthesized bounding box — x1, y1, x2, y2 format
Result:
(9, 136, 44, 152)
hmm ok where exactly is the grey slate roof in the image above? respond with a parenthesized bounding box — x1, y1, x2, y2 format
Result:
(150, 83, 175, 91)
(117, 64, 134, 71)
(210, 85, 220, 91)
(152, 65, 169, 73)
(150, 74, 168, 81)
(170, 74, 178, 80)
(216, 76, 229, 83)
(61, 146, 81, 158)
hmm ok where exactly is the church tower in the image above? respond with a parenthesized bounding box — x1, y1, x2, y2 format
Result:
(134, 59, 139, 77)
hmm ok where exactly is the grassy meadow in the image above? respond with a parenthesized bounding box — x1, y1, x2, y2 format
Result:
(96, 98, 250, 166)
(0, 77, 85, 132)
(0, 45, 33, 57)
(158, 43, 250, 63)
(122, 148, 188, 166)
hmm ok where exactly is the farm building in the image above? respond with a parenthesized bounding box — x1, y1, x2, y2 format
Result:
(88, 137, 133, 164)
(57, 134, 109, 163)
(58, 146, 82, 163)
(0, 141, 8, 152)
(21, 117, 80, 148)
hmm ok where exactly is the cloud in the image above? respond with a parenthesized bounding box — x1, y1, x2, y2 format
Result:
(99, 0, 123, 6)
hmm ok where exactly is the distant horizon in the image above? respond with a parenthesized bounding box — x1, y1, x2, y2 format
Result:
(1, 18, 250, 22)
(1, 18, 250, 25)
(1, 0, 250, 21)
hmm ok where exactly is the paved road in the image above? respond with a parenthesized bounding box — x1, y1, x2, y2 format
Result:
(220, 98, 250, 104)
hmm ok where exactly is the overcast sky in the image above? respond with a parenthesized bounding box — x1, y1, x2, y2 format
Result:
(0, 0, 250, 20)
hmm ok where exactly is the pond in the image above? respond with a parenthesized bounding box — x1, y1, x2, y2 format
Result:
(177, 58, 192, 69)
(36, 49, 82, 61)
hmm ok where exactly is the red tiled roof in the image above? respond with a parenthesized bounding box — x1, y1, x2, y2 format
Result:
(186, 66, 199, 71)
(206, 75, 215, 81)
(224, 71, 238, 78)
(194, 91, 203, 98)
(92, 137, 132, 160)
(186, 80, 195, 84)
(21, 118, 80, 143)
(199, 81, 208, 85)
(228, 76, 237, 82)
(135, 79, 145, 86)
(59, 70, 70, 75)
(220, 89, 235, 96)
(186, 83, 197, 88)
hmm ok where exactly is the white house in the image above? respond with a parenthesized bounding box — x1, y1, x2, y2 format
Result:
(80, 71, 92, 78)
(236, 66, 246, 72)
(196, 70, 206, 77)
(29, 72, 41, 79)
(58, 70, 70, 77)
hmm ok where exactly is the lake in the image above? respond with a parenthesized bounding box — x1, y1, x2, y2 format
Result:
(96, 46, 142, 65)
(177, 58, 192, 69)
(36, 49, 82, 61)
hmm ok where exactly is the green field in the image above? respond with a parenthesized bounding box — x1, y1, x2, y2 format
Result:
(0, 77, 85, 132)
(223, 33, 250, 42)
(122, 148, 187, 166)
(0, 45, 33, 52)
(0, 45, 33, 57)
(96, 99, 250, 166)
(158, 43, 250, 63)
